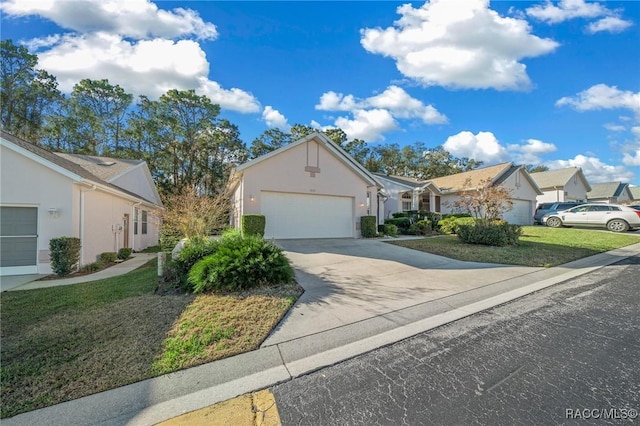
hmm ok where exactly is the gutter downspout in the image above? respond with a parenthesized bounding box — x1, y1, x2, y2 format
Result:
(80, 184, 97, 267)
(131, 201, 142, 252)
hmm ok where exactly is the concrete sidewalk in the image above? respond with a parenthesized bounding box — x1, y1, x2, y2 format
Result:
(3, 241, 640, 425)
(1, 253, 156, 291)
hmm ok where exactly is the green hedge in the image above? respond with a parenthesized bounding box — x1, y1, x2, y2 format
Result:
(187, 231, 293, 293)
(437, 216, 476, 234)
(383, 224, 398, 237)
(118, 247, 132, 260)
(99, 252, 118, 263)
(457, 223, 522, 246)
(49, 237, 81, 276)
(242, 214, 266, 237)
(384, 217, 411, 230)
(360, 216, 377, 238)
(172, 237, 220, 279)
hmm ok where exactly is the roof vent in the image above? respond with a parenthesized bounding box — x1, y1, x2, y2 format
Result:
(98, 161, 116, 166)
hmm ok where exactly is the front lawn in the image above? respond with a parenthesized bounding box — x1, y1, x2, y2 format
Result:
(389, 226, 640, 267)
(0, 259, 301, 418)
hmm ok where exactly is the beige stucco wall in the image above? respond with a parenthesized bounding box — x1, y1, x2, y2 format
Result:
(1, 145, 75, 274)
(234, 140, 375, 237)
(537, 175, 589, 204)
(111, 165, 161, 205)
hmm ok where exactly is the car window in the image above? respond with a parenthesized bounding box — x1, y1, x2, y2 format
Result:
(571, 206, 590, 213)
(609, 206, 621, 211)
(558, 203, 577, 210)
(587, 205, 610, 212)
(538, 203, 553, 209)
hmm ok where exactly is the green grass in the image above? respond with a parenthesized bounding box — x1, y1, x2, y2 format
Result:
(0, 259, 301, 419)
(389, 226, 640, 267)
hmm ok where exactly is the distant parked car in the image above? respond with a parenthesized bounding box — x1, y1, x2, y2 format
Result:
(630, 205, 640, 211)
(543, 203, 640, 232)
(533, 201, 585, 224)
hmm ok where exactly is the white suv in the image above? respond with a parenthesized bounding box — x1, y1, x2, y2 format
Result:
(543, 203, 640, 232)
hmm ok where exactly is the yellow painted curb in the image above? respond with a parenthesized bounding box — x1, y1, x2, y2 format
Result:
(156, 390, 281, 426)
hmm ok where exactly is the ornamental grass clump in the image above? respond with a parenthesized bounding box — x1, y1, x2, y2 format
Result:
(187, 230, 293, 293)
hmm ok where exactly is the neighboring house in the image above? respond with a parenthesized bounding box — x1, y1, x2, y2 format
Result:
(628, 186, 640, 203)
(0, 130, 162, 276)
(587, 182, 633, 204)
(230, 132, 381, 239)
(529, 167, 591, 205)
(375, 162, 542, 225)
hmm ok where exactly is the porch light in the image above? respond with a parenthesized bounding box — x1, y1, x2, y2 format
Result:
(249, 194, 255, 202)
(48, 207, 59, 218)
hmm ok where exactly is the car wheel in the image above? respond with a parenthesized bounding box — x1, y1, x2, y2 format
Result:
(546, 217, 562, 228)
(606, 219, 629, 232)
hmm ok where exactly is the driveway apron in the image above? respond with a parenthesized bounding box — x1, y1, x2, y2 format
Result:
(262, 238, 541, 346)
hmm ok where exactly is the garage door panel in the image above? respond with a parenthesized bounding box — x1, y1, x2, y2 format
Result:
(0, 237, 38, 267)
(503, 200, 532, 225)
(261, 192, 353, 239)
(1, 206, 38, 273)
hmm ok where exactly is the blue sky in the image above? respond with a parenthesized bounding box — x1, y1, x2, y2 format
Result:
(1, 0, 639, 185)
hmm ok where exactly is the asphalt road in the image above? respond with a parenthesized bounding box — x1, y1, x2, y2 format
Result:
(272, 255, 640, 425)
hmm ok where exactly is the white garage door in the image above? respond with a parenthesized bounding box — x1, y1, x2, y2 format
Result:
(502, 200, 533, 225)
(261, 192, 354, 239)
(1, 206, 38, 275)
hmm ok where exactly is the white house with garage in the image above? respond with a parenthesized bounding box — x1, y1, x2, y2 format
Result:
(529, 167, 591, 204)
(230, 133, 381, 239)
(0, 130, 162, 276)
(374, 162, 542, 225)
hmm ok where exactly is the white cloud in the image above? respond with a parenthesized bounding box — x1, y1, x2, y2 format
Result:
(556, 84, 640, 115)
(526, 0, 607, 23)
(443, 131, 508, 163)
(334, 109, 398, 141)
(3, 1, 260, 113)
(33, 33, 260, 112)
(360, 0, 558, 90)
(526, 0, 633, 34)
(508, 138, 557, 164)
(604, 123, 627, 132)
(1, 0, 217, 40)
(622, 150, 640, 166)
(317, 86, 447, 124)
(587, 17, 633, 34)
(546, 154, 635, 183)
(262, 106, 290, 130)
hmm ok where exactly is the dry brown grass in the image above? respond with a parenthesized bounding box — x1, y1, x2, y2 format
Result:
(1, 261, 302, 419)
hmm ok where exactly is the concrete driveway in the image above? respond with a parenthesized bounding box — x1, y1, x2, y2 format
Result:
(262, 238, 542, 346)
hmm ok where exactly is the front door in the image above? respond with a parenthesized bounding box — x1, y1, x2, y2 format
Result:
(123, 214, 130, 248)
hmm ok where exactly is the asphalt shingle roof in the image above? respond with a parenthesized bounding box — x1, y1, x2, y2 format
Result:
(530, 167, 581, 189)
(587, 182, 628, 199)
(56, 153, 142, 182)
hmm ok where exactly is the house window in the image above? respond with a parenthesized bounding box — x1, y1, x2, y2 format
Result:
(401, 192, 412, 211)
(141, 210, 148, 235)
(134, 208, 139, 235)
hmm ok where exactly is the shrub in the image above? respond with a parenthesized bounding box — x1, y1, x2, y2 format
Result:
(360, 216, 377, 238)
(99, 252, 118, 263)
(421, 211, 442, 230)
(118, 248, 132, 260)
(438, 216, 476, 234)
(80, 260, 106, 273)
(49, 237, 81, 276)
(187, 231, 294, 293)
(384, 217, 411, 231)
(415, 220, 433, 235)
(392, 212, 409, 218)
(383, 224, 398, 237)
(172, 237, 220, 279)
(242, 214, 266, 237)
(457, 223, 522, 247)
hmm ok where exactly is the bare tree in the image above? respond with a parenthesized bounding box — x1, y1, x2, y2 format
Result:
(453, 178, 514, 225)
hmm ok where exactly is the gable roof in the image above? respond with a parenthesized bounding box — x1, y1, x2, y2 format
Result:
(530, 167, 591, 191)
(630, 186, 640, 201)
(56, 153, 143, 182)
(587, 182, 631, 199)
(0, 130, 161, 207)
(235, 132, 381, 188)
(427, 162, 514, 193)
(372, 173, 425, 189)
